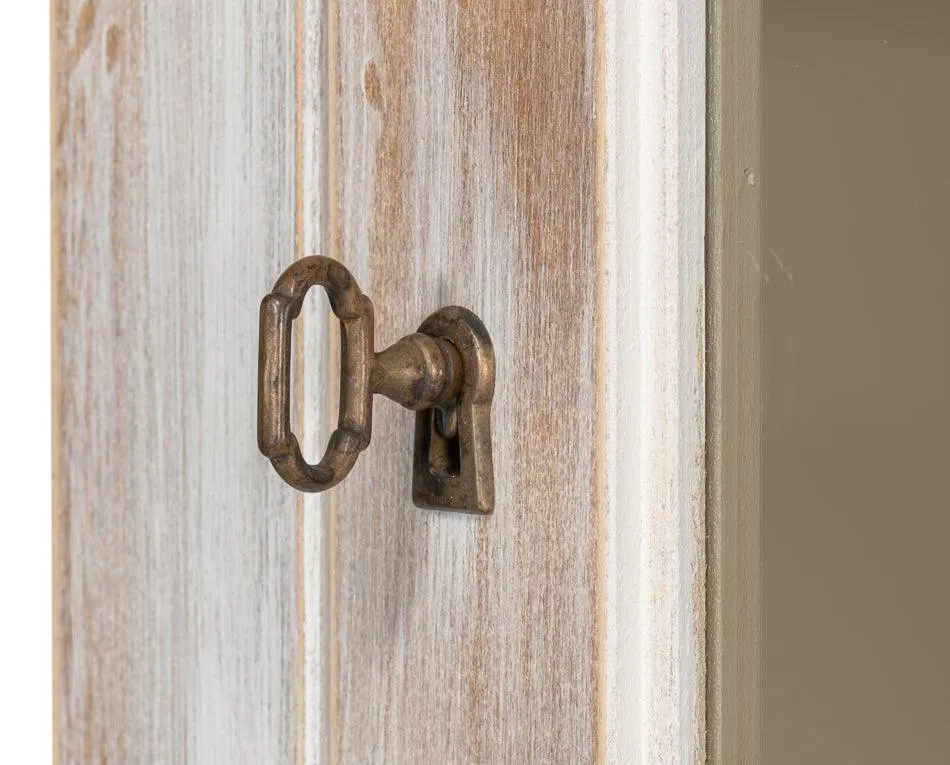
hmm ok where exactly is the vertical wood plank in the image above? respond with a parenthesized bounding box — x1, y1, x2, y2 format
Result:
(313, 0, 710, 759)
(330, 1, 599, 760)
(52, 2, 301, 762)
(601, 1, 708, 761)
(706, 0, 763, 762)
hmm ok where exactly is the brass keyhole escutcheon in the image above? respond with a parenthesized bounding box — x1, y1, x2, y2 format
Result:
(257, 255, 494, 513)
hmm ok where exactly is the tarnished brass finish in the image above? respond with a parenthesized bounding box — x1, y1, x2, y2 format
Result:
(412, 307, 494, 514)
(258, 255, 494, 513)
(258, 256, 373, 493)
(372, 333, 463, 411)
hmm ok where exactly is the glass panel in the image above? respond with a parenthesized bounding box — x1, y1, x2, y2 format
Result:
(764, 1, 950, 761)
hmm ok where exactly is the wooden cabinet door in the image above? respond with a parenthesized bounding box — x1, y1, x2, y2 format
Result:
(53, 1, 759, 761)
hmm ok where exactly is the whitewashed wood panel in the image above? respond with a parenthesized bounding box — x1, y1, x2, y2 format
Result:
(311, 1, 709, 760)
(328, 2, 600, 761)
(53, 2, 301, 762)
(601, 1, 708, 761)
(55, 0, 720, 760)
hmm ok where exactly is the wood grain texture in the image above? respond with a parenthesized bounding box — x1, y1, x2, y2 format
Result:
(601, 1, 708, 761)
(52, 2, 301, 762)
(329, 1, 599, 761)
(53, 0, 712, 759)
(310, 0, 708, 761)
(706, 0, 763, 762)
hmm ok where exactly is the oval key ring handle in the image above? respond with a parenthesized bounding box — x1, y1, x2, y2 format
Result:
(258, 256, 374, 492)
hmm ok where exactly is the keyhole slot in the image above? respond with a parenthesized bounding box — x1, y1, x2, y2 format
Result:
(428, 402, 461, 477)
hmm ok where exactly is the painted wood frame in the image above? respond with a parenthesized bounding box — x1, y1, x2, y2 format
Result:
(707, 0, 763, 762)
(54, 0, 760, 761)
(600, 1, 707, 761)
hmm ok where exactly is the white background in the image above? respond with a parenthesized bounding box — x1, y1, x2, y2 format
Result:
(0, 5, 52, 762)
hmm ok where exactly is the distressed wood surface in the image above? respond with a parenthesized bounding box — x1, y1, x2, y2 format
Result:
(52, 2, 301, 762)
(327, 2, 599, 761)
(54, 0, 712, 760)
(706, 0, 763, 762)
(312, 1, 708, 761)
(601, 1, 708, 762)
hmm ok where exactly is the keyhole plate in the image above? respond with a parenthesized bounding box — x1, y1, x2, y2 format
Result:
(412, 306, 494, 514)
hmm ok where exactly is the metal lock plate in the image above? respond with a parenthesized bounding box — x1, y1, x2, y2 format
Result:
(411, 307, 494, 514)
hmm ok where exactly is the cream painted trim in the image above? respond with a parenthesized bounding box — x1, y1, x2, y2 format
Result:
(601, 0, 708, 760)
